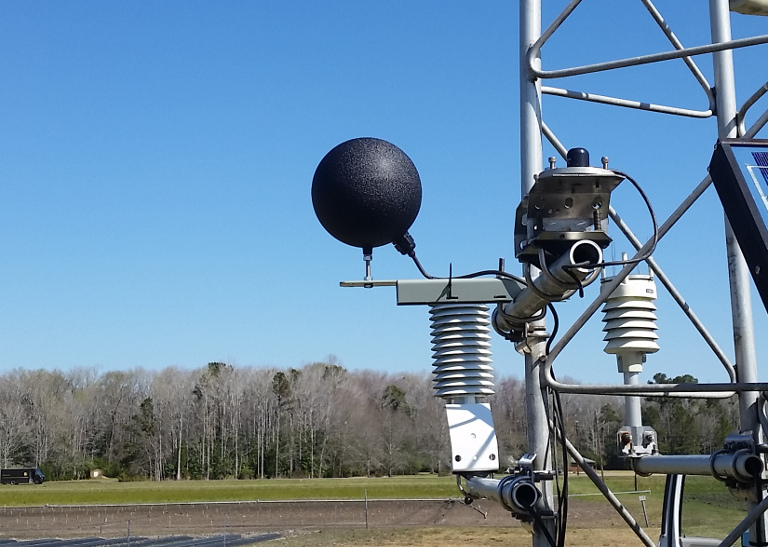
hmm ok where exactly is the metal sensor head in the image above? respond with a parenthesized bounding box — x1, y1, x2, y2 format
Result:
(514, 147, 624, 268)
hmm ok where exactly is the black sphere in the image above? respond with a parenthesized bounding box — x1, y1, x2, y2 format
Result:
(312, 137, 422, 249)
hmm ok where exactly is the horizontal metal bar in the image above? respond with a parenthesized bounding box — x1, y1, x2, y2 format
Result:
(340, 280, 397, 288)
(464, 476, 505, 504)
(341, 278, 526, 305)
(541, 86, 712, 118)
(529, 34, 768, 80)
(632, 452, 762, 482)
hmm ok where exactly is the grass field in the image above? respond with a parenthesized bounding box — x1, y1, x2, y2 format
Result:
(0, 472, 749, 542)
(0, 473, 668, 506)
(0, 474, 460, 506)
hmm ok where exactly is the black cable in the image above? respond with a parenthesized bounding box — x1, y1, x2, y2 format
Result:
(549, 388, 563, 546)
(409, 251, 528, 285)
(410, 252, 551, 327)
(602, 169, 659, 267)
(545, 304, 560, 355)
(529, 506, 558, 547)
(544, 305, 568, 547)
(410, 252, 436, 279)
(540, 373, 569, 547)
(546, 383, 567, 547)
(554, 386, 569, 547)
(561, 263, 586, 298)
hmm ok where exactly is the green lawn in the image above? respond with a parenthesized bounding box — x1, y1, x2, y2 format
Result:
(0, 475, 460, 507)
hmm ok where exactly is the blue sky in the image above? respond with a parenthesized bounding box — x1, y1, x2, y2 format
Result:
(1, 2, 766, 386)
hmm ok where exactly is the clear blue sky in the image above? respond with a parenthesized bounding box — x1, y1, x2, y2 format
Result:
(1, 2, 766, 386)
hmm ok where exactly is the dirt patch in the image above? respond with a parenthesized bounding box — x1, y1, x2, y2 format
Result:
(0, 499, 659, 545)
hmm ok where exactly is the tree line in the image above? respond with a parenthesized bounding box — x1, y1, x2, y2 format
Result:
(0, 362, 738, 480)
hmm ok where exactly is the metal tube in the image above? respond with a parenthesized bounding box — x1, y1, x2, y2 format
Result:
(520, 1, 542, 194)
(623, 370, 643, 429)
(542, 121, 567, 159)
(520, 2, 555, 545)
(528, 0, 582, 81)
(541, 86, 712, 118)
(495, 240, 602, 330)
(465, 476, 505, 504)
(465, 476, 540, 514)
(745, 103, 768, 138)
(632, 452, 763, 482)
(710, 0, 761, 446)
(529, 33, 768, 80)
(736, 80, 768, 136)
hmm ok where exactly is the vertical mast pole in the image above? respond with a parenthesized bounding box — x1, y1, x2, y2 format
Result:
(709, 1, 768, 544)
(520, 1, 556, 546)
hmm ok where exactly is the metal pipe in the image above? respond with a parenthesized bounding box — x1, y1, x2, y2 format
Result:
(464, 476, 505, 504)
(542, 121, 568, 159)
(736, 80, 768, 136)
(541, 86, 712, 118)
(539, 0, 719, 119)
(528, 0, 582, 81)
(520, 2, 555, 545)
(494, 240, 602, 331)
(529, 34, 768, 80)
(520, 2, 542, 195)
(465, 476, 541, 515)
(623, 370, 643, 429)
(632, 452, 763, 482)
(745, 103, 768, 138)
(710, 0, 761, 441)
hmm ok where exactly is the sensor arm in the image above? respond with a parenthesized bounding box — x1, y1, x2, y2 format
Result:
(493, 240, 603, 335)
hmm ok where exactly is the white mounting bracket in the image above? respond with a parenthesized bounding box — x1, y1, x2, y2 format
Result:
(446, 402, 500, 473)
